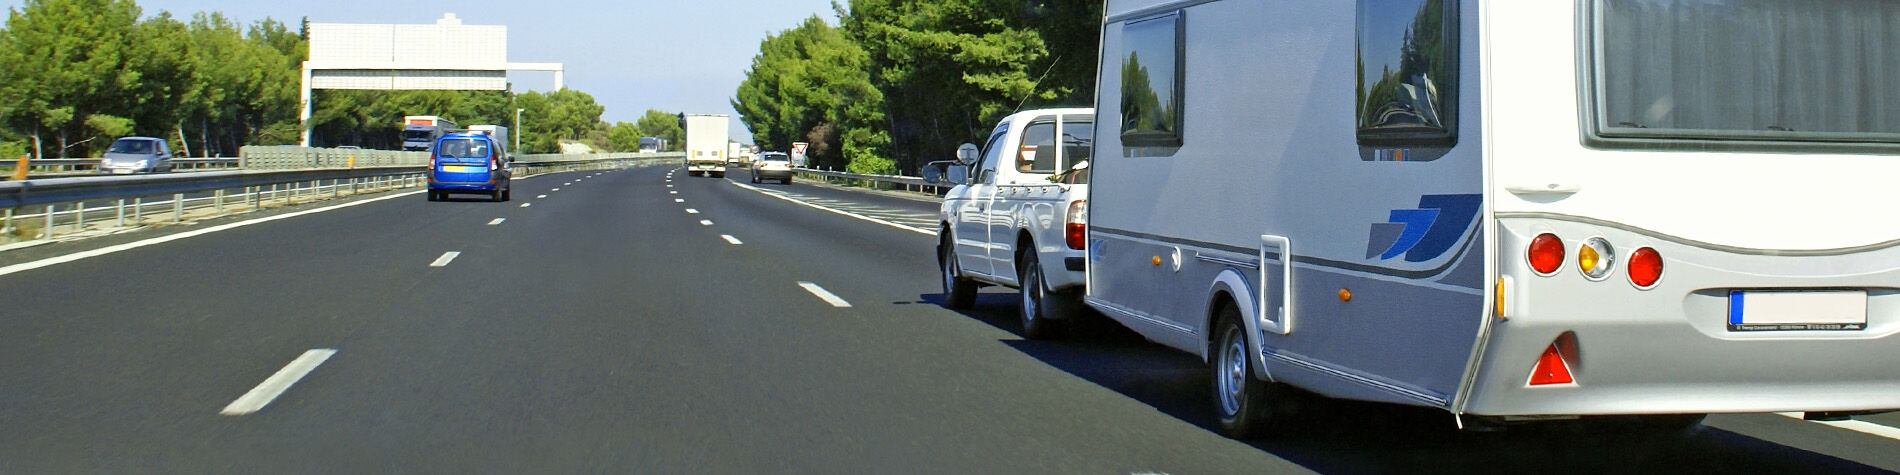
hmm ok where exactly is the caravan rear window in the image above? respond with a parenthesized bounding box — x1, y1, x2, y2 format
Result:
(1355, 0, 1459, 149)
(1589, 0, 1900, 148)
(1119, 12, 1183, 149)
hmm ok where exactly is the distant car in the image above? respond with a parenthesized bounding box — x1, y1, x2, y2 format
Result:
(751, 152, 793, 184)
(426, 132, 512, 202)
(97, 137, 172, 174)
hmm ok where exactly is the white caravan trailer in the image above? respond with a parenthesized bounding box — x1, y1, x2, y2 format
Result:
(1086, 0, 1900, 438)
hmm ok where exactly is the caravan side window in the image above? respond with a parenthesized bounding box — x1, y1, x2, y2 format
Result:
(1119, 12, 1184, 150)
(1355, 0, 1459, 151)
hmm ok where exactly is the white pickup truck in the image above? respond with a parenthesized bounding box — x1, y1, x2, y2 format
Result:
(927, 108, 1094, 339)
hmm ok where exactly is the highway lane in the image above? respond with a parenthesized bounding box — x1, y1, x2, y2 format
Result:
(0, 163, 1896, 471)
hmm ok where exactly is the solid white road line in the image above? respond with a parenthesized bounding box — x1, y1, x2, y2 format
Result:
(699, 220, 714, 226)
(686, 209, 700, 214)
(798, 282, 853, 308)
(731, 182, 932, 236)
(220, 349, 337, 416)
(0, 190, 425, 278)
(1776, 413, 1900, 441)
(430, 252, 461, 267)
(487, 218, 506, 226)
(721, 235, 743, 245)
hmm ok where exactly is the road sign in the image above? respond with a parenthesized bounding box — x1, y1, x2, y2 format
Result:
(791, 142, 809, 167)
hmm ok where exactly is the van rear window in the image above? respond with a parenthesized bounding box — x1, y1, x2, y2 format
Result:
(1590, 0, 1900, 147)
(437, 139, 491, 159)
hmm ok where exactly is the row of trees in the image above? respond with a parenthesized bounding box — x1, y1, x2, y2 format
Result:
(0, 0, 664, 159)
(0, 0, 305, 158)
(733, 0, 1100, 174)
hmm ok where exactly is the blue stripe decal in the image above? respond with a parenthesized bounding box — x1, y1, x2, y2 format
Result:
(1728, 291, 1745, 325)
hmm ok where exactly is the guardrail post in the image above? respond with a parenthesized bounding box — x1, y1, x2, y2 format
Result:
(173, 194, 184, 223)
(3, 208, 13, 236)
(43, 204, 54, 239)
(116, 199, 125, 227)
(74, 202, 85, 233)
(214, 189, 224, 211)
(133, 197, 142, 222)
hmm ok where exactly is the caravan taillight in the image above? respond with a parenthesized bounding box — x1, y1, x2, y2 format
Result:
(1628, 247, 1663, 289)
(1528, 233, 1564, 275)
(1065, 200, 1088, 250)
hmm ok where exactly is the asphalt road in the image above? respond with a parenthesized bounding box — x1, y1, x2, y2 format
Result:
(2, 164, 1898, 472)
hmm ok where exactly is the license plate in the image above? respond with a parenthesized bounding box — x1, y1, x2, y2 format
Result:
(1728, 290, 1867, 332)
(443, 165, 482, 173)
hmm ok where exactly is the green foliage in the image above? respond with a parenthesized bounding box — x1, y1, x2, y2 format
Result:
(635, 109, 684, 150)
(734, 15, 883, 170)
(606, 121, 641, 152)
(0, 140, 25, 159)
(734, 0, 1099, 175)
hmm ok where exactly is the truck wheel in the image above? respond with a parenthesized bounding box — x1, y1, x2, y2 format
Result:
(1213, 305, 1279, 439)
(1017, 252, 1062, 340)
(940, 234, 977, 309)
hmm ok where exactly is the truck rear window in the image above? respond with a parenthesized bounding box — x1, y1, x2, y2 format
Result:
(1017, 119, 1094, 177)
(1590, 0, 1900, 147)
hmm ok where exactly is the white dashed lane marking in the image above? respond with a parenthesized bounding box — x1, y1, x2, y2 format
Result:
(675, 199, 685, 203)
(430, 252, 461, 267)
(699, 220, 714, 226)
(487, 218, 506, 226)
(722, 235, 743, 245)
(798, 282, 853, 308)
(520, 203, 531, 208)
(686, 209, 700, 214)
(220, 349, 337, 416)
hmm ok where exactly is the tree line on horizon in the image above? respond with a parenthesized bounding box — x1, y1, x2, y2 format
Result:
(733, 0, 1100, 175)
(0, 0, 683, 159)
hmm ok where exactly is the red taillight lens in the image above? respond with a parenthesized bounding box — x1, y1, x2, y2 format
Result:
(1628, 247, 1663, 288)
(1528, 342, 1575, 386)
(490, 157, 499, 171)
(1528, 233, 1565, 275)
(1065, 200, 1088, 250)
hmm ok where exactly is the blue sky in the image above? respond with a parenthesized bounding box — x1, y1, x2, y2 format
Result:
(2, 0, 844, 143)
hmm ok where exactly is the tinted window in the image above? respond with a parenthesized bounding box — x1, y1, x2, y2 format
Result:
(1356, 0, 1458, 148)
(1120, 13, 1183, 149)
(108, 139, 156, 154)
(761, 153, 790, 162)
(1592, 0, 1900, 146)
(437, 139, 492, 159)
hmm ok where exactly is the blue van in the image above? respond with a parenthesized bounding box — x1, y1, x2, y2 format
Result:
(426, 132, 512, 202)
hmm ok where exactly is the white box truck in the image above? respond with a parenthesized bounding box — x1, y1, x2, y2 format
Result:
(402, 116, 456, 152)
(684, 114, 729, 178)
(466, 125, 510, 160)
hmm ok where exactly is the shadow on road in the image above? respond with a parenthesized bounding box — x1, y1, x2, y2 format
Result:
(921, 290, 1886, 474)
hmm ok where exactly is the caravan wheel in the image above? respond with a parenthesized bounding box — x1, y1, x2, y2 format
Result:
(1213, 306, 1276, 439)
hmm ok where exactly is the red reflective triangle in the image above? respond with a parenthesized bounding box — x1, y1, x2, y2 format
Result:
(1529, 344, 1574, 386)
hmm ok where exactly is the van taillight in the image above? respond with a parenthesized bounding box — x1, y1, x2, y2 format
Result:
(1628, 247, 1663, 289)
(1528, 233, 1564, 275)
(1065, 200, 1088, 250)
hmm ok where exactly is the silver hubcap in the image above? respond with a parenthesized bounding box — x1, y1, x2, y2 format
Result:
(942, 246, 957, 293)
(1021, 265, 1040, 324)
(1217, 327, 1247, 417)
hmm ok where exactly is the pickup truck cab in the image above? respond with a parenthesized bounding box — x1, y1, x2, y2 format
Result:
(929, 108, 1094, 339)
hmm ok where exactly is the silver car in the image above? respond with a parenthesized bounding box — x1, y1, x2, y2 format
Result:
(98, 137, 173, 174)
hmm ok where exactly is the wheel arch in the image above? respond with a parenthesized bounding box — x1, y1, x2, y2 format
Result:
(1207, 268, 1272, 382)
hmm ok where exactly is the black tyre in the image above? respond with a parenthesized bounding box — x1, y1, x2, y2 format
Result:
(782, 176, 792, 184)
(940, 233, 978, 309)
(426, 191, 439, 202)
(501, 186, 512, 202)
(1213, 305, 1277, 438)
(1017, 252, 1062, 340)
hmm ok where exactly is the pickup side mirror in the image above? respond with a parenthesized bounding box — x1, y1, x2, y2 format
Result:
(955, 143, 980, 165)
(921, 163, 945, 184)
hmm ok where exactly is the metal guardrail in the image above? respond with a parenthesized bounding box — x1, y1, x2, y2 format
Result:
(1, 151, 674, 244)
(2, 157, 241, 175)
(793, 168, 950, 196)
